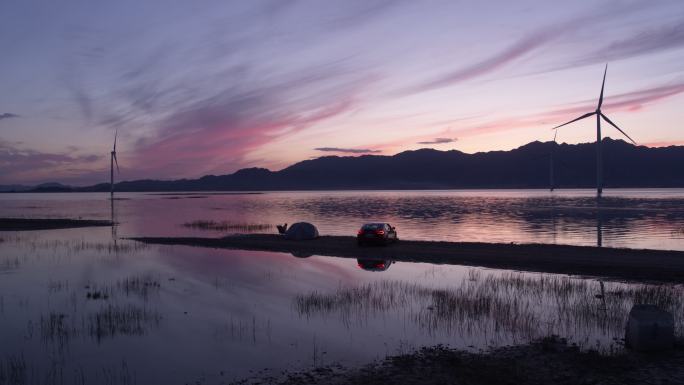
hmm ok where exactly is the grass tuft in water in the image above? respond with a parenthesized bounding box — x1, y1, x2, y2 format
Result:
(39, 312, 74, 344)
(183, 220, 272, 232)
(294, 272, 684, 352)
(87, 305, 161, 341)
(117, 274, 161, 300)
(0, 355, 26, 385)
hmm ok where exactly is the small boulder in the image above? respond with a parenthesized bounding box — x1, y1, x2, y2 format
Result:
(283, 222, 319, 241)
(625, 304, 674, 352)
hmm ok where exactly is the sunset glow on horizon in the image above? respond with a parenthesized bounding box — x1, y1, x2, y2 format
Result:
(1, 0, 683, 185)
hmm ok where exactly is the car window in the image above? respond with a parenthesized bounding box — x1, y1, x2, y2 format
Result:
(363, 223, 382, 230)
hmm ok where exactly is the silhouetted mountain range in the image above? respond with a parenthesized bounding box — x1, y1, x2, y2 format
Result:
(10, 139, 684, 192)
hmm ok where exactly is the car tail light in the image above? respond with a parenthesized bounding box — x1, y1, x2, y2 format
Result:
(375, 230, 385, 235)
(357, 229, 363, 235)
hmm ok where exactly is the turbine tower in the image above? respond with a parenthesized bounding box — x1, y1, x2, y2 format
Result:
(110, 130, 119, 198)
(552, 64, 637, 197)
(549, 130, 557, 192)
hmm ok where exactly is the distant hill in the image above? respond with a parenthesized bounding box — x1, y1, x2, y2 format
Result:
(0, 182, 68, 192)
(17, 139, 684, 192)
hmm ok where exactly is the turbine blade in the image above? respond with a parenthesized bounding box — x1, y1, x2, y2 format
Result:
(113, 129, 118, 151)
(114, 153, 120, 173)
(552, 112, 595, 130)
(553, 129, 557, 142)
(601, 113, 636, 145)
(598, 64, 607, 109)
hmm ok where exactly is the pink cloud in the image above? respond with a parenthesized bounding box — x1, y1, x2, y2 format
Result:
(128, 96, 358, 180)
(641, 140, 684, 148)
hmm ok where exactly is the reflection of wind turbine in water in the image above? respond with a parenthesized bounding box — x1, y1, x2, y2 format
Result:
(111, 195, 118, 245)
(596, 203, 603, 248)
(551, 64, 637, 197)
(110, 129, 120, 199)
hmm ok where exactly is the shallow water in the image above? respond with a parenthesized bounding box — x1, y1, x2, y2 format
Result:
(1, 189, 683, 250)
(0, 190, 683, 384)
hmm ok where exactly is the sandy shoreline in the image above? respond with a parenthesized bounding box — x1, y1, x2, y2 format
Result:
(0, 217, 113, 231)
(130, 234, 684, 283)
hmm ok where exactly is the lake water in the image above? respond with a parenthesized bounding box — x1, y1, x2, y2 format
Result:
(0, 190, 683, 384)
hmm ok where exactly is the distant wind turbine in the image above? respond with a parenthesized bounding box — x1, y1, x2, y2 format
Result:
(552, 64, 637, 197)
(110, 130, 120, 198)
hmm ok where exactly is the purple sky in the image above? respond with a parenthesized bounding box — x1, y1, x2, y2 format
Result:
(1, 0, 683, 185)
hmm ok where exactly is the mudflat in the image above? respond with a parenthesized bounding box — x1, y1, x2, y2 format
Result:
(0, 218, 113, 231)
(130, 234, 684, 282)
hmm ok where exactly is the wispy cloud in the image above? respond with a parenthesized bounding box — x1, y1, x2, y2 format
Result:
(125, 60, 372, 179)
(314, 147, 381, 154)
(0, 141, 103, 184)
(578, 19, 684, 66)
(397, 30, 561, 96)
(417, 137, 456, 145)
(0, 113, 19, 120)
(451, 80, 684, 140)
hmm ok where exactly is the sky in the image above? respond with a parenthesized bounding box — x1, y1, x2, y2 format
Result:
(1, 0, 683, 185)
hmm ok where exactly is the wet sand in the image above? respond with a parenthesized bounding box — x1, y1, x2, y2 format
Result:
(0, 218, 113, 231)
(130, 234, 684, 282)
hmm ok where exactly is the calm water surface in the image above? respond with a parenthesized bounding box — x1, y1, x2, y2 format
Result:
(0, 190, 683, 384)
(1, 189, 683, 249)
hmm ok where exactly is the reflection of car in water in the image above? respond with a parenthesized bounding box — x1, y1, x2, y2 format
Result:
(357, 258, 393, 272)
(357, 223, 398, 246)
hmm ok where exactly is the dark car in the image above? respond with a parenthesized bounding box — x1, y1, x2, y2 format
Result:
(357, 223, 398, 246)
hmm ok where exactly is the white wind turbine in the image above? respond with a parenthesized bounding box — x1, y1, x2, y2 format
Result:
(552, 64, 637, 197)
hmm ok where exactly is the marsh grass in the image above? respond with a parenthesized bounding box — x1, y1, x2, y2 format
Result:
(48, 280, 69, 294)
(294, 272, 684, 351)
(87, 304, 161, 341)
(0, 257, 20, 271)
(183, 220, 272, 232)
(0, 355, 26, 385)
(86, 290, 110, 300)
(212, 316, 272, 345)
(40, 312, 74, 345)
(116, 274, 161, 300)
(17, 239, 148, 255)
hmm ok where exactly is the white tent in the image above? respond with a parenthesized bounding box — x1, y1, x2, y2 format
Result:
(284, 222, 319, 240)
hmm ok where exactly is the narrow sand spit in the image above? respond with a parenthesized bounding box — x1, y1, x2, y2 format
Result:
(0, 218, 113, 231)
(130, 234, 684, 283)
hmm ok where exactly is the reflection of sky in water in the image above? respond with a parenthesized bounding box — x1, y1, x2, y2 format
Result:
(1, 223, 683, 383)
(0, 190, 683, 382)
(1, 189, 683, 250)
